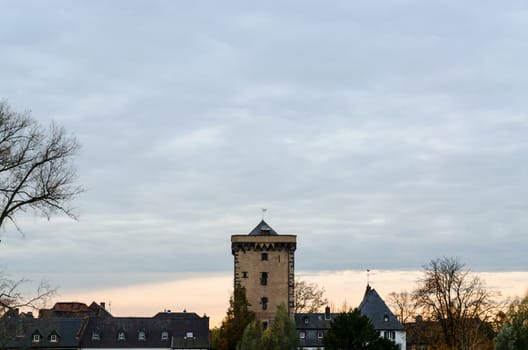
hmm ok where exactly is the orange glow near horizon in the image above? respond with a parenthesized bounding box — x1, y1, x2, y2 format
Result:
(56, 270, 528, 328)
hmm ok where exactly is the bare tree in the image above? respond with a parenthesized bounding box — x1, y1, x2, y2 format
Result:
(294, 279, 328, 313)
(0, 275, 56, 316)
(0, 101, 82, 233)
(387, 290, 418, 324)
(414, 257, 497, 350)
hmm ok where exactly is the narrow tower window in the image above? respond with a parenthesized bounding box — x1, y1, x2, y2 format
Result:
(260, 272, 268, 285)
(261, 253, 268, 261)
(261, 297, 268, 310)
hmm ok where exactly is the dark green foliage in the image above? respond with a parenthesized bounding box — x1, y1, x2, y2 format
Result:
(323, 309, 399, 350)
(212, 286, 255, 350)
(495, 292, 528, 350)
(238, 304, 299, 350)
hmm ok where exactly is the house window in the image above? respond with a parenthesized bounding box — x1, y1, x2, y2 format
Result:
(260, 272, 268, 285)
(92, 331, 101, 340)
(185, 331, 194, 339)
(50, 334, 58, 342)
(317, 331, 324, 339)
(384, 313, 389, 322)
(161, 331, 169, 340)
(384, 331, 395, 340)
(118, 331, 126, 340)
(242, 271, 248, 278)
(138, 330, 146, 341)
(303, 316, 310, 324)
(261, 253, 268, 261)
(299, 331, 306, 339)
(33, 334, 40, 342)
(261, 297, 268, 310)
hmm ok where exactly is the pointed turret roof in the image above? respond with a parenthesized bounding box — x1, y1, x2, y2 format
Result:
(248, 219, 279, 236)
(358, 285, 403, 330)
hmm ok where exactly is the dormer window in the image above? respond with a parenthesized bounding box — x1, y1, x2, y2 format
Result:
(33, 334, 41, 343)
(300, 331, 306, 339)
(92, 331, 101, 340)
(118, 330, 126, 341)
(303, 316, 310, 324)
(384, 313, 389, 322)
(161, 330, 169, 340)
(138, 330, 146, 341)
(185, 331, 194, 339)
(50, 334, 58, 342)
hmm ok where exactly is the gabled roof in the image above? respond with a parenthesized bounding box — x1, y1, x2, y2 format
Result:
(248, 220, 279, 236)
(358, 285, 403, 331)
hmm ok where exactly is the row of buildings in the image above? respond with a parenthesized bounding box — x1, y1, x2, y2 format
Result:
(0, 220, 407, 350)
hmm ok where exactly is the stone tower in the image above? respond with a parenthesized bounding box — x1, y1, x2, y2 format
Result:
(231, 220, 296, 324)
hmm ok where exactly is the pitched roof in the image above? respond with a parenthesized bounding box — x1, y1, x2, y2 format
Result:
(80, 313, 209, 348)
(358, 285, 403, 331)
(248, 220, 279, 236)
(0, 317, 85, 348)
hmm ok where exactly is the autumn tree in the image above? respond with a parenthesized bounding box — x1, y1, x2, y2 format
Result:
(494, 291, 528, 350)
(323, 308, 399, 350)
(414, 257, 497, 350)
(0, 100, 82, 234)
(294, 278, 329, 313)
(213, 286, 255, 350)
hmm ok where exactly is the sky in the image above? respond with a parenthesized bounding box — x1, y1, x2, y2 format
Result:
(1, 0, 528, 325)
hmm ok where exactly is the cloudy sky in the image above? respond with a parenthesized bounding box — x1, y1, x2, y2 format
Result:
(1, 1, 527, 320)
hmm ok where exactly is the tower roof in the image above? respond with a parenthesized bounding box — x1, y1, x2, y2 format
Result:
(248, 219, 279, 236)
(358, 285, 403, 330)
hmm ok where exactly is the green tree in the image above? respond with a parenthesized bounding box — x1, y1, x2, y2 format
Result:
(213, 286, 255, 350)
(495, 292, 528, 350)
(261, 303, 299, 350)
(323, 308, 399, 350)
(237, 320, 264, 350)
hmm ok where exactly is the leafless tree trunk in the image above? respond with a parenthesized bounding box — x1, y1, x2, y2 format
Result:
(0, 101, 82, 234)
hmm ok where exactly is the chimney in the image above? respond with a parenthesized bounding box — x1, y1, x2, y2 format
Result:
(100, 302, 105, 309)
(325, 306, 331, 320)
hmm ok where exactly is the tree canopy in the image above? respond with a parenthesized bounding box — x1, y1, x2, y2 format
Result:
(295, 278, 329, 313)
(495, 292, 528, 350)
(323, 308, 399, 350)
(213, 286, 255, 350)
(414, 257, 496, 350)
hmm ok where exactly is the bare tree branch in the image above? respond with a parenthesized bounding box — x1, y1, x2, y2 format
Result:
(294, 278, 328, 313)
(413, 257, 498, 350)
(0, 100, 83, 234)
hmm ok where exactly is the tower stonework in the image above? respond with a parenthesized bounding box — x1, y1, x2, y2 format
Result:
(231, 220, 296, 323)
